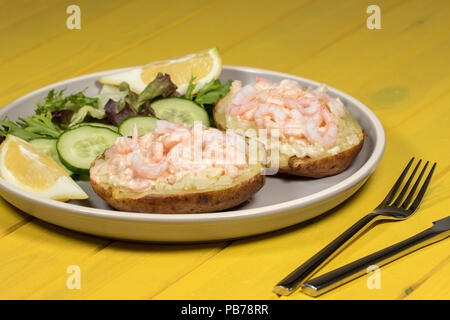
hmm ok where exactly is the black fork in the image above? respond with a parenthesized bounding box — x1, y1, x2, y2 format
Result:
(273, 157, 437, 296)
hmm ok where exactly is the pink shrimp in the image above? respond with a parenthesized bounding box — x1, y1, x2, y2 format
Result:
(230, 85, 258, 106)
(137, 133, 154, 155)
(229, 100, 258, 117)
(321, 105, 335, 124)
(224, 165, 240, 178)
(327, 98, 345, 118)
(227, 84, 259, 116)
(131, 152, 169, 179)
(284, 120, 304, 138)
(111, 137, 133, 155)
(304, 107, 338, 148)
(307, 84, 328, 100)
(203, 128, 226, 147)
(162, 129, 191, 151)
(150, 141, 164, 163)
(304, 120, 337, 148)
(254, 104, 287, 127)
(240, 108, 257, 120)
(284, 96, 320, 116)
(230, 80, 242, 95)
(131, 124, 139, 150)
(278, 79, 303, 97)
(297, 96, 321, 115)
(266, 92, 285, 106)
(254, 76, 274, 90)
(153, 120, 186, 134)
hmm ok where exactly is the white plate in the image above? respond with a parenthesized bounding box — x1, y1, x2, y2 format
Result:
(0, 66, 385, 242)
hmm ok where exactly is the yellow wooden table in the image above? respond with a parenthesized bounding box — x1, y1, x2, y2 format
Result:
(0, 0, 449, 300)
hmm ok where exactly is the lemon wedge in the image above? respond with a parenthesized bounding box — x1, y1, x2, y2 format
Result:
(0, 135, 88, 201)
(99, 47, 222, 94)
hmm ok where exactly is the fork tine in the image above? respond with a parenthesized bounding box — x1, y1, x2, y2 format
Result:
(393, 160, 422, 206)
(401, 161, 429, 209)
(407, 162, 437, 212)
(381, 157, 414, 205)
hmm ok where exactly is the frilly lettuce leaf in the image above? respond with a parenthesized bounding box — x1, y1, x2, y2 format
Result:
(67, 106, 106, 127)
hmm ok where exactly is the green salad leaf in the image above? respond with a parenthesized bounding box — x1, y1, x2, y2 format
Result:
(180, 78, 232, 126)
(36, 89, 99, 115)
(68, 106, 106, 127)
(181, 77, 231, 107)
(193, 79, 232, 107)
(135, 73, 178, 110)
(0, 73, 231, 142)
(0, 112, 63, 141)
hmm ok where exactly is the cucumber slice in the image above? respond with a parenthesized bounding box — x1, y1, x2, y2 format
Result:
(119, 116, 158, 136)
(29, 138, 73, 176)
(57, 126, 120, 174)
(72, 122, 119, 132)
(151, 98, 209, 127)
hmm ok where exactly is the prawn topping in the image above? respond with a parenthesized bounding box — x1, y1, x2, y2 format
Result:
(91, 120, 250, 192)
(226, 77, 346, 148)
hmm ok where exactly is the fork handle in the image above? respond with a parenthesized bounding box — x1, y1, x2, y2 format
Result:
(273, 212, 381, 296)
(301, 227, 449, 297)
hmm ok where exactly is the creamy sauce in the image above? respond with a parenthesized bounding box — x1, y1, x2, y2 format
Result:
(223, 77, 362, 167)
(90, 120, 250, 193)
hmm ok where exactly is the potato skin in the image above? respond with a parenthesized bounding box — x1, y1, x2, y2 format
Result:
(90, 157, 265, 214)
(279, 135, 364, 178)
(214, 91, 364, 178)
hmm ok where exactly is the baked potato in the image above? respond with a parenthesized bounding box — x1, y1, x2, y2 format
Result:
(214, 78, 364, 178)
(90, 120, 265, 214)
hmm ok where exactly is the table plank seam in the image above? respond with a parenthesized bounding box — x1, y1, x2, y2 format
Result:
(282, 0, 409, 74)
(0, 0, 135, 66)
(90, 240, 115, 256)
(148, 241, 232, 299)
(396, 254, 450, 299)
(21, 239, 115, 299)
(0, 1, 60, 34)
(70, 0, 224, 78)
(0, 217, 33, 239)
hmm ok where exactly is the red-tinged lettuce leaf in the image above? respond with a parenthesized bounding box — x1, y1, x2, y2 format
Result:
(135, 73, 177, 109)
(104, 99, 138, 126)
(138, 101, 156, 117)
(118, 82, 139, 107)
(51, 109, 74, 126)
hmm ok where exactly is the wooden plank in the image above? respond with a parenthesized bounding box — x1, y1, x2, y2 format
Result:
(0, 0, 449, 299)
(0, 0, 129, 63)
(402, 255, 450, 299)
(0, 220, 107, 299)
(0, 0, 60, 31)
(0, 1, 312, 299)
(286, 0, 450, 93)
(220, 0, 403, 70)
(148, 21, 450, 298)
(26, 241, 229, 299)
(0, 0, 217, 105)
(0, 0, 308, 106)
(151, 93, 450, 299)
